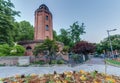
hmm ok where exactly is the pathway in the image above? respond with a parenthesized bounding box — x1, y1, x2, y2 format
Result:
(0, 58, 120, 78)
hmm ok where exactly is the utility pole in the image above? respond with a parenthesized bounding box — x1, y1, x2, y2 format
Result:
(107, 29, 117, 57)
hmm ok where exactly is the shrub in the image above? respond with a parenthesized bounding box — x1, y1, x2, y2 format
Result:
(73, 41, 96, 55)
(50, 60, 57, 64)
(0, 44, 25, 56)
(33, 60, 45, 65)
(0, 44, 11, 56)
(10, 45, 25, 56)
(57, 60, 64, 64)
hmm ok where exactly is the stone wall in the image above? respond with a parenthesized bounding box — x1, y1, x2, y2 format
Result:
(0, 56, 32, 66)
(0, 56, 18, 65)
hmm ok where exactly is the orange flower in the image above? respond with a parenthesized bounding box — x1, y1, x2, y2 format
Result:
(62, 80, 68, 83)
(93, 79, 101, 83)
(106, 77, 116, 83)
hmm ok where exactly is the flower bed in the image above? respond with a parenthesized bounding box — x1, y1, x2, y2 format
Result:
(1, 70, 120, 83)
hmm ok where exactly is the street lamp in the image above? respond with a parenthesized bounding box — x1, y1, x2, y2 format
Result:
(107, 29, 117, 57)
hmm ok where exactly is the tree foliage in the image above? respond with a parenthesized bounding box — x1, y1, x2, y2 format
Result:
(0, 44, 25, 56)
(53, 30, 58, 41)
(0, 44, 11, 56)
(33, 39, 58, 57)
(68, 22, 85, 43)
(55, 22, 86, 50)
(13, 21, 34, 42)
(0, 0, 20, 45)
(10, 44, 25, 56)
(96, 34, 120, 54)
(57, 28, 73, 47)
(73, 41, 96, 55)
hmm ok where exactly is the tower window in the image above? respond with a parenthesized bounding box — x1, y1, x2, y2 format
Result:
(46, 25, 49, 31)
(46, 16, 48, 20)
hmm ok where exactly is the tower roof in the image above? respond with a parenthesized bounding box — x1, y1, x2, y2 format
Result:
(35, 4, 51, 15)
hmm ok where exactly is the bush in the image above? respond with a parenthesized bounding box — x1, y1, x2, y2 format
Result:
(0, 44, 11, 56)
(0, 44, 25, 56)
(10, 45, 25, 56)
(57, 60, 64, 64)
(33, 60, 45, 65)
(50, 60, 57, 64)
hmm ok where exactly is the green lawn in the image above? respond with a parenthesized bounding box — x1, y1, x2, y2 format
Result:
(106, 59, 120, 67)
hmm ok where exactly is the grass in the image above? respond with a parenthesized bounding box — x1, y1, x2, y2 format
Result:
(106, 59, 120, 67)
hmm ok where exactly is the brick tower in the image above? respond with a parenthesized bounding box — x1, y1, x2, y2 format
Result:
(34, 4, 53, 40)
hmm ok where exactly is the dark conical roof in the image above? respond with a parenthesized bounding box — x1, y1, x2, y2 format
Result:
(35, 4, 50, 13)
(39, 4, 49, 11)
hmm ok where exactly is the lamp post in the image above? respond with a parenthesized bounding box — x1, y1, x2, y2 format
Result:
(107, 29, 117, 57)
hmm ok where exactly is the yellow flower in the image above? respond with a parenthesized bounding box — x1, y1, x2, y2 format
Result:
(80, 70, 86, 75)
(64, 71, 73, 77)
(93, 79, 101, 83)
(106, 77, 116, 83)
(62, 80, 68, 83)
(54, 74, 60, 79)
(56, 80, 62, 83)
(0, 78, 2, 81)
(80, 75, 87, 81)
(38, 74, 43, 78)
(94, 81, 99, 83)
(30, 73, 37, 77)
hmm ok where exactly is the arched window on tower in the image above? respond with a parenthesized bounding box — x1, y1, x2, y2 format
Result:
(46, 25, 49, 31)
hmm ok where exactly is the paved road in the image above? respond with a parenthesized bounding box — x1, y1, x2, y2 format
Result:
(0, 58, 120, 78)
(86, 58, 105, 64)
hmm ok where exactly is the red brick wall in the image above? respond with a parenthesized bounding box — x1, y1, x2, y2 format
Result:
(34, 7, 53, 40)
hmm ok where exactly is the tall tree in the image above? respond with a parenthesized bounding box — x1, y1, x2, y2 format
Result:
(0, 0, 20, 45)
(96, 34, 120, 54)
(14, 21, 34, 41)
(68, 22, 85, 43)
(53, 30, 58, 41)
(58, 28, 72, 47)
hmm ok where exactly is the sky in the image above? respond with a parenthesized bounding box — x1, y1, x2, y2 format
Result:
(11, 0, 120, 43)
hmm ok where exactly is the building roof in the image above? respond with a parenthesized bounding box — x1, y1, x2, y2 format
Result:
(18, 40, 44, 45)
(35, 4, 52, 15)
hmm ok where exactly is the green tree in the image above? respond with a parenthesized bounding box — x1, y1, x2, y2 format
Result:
(58, 28, 72, 47)
(14, 21, 34, 41)
(0, 43, 25, 56)
(0, 0, 20, 45)
(0, 44, 11, 56)
(53, 30, 58, 41)
(68, 22, 85, 43)
(57, 28, 75, 52)
(33, 39, 58, 62)
(96, 34, 120, 54)
(62, 46, 70, 54)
